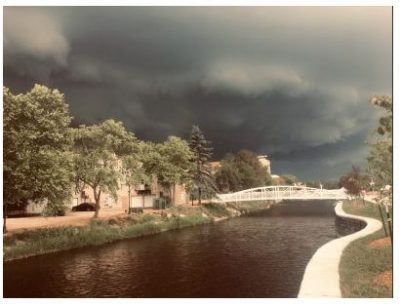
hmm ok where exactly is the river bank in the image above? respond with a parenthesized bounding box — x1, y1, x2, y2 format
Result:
(3, 201, 273, 262)
(298, 201, 382, 298)
(339, 200, 392, 297)
(4, 200, 338, 297)
(298, 199, 392, 298)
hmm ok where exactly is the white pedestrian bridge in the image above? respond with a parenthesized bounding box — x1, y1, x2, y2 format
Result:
(216, 186, 348, 203)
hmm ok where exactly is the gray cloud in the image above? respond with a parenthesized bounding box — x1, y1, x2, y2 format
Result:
(4, 6, 392, 180)
(4, 8, 70, 82)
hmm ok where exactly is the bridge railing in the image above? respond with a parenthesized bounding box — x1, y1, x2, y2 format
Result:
(216, 186, 348, 202)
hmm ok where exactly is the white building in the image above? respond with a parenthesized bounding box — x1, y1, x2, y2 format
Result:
(257, 155, 271, 175)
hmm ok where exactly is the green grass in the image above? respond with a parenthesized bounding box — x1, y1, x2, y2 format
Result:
(201, 203, 232, 217)
(340, 200, 392, 297)
(3, 214, 204, 261)
(226, 200, 272, 214)
(4, 201, 272, 261)
(342, 199, 392, 220)
(342, 199, 393, 237)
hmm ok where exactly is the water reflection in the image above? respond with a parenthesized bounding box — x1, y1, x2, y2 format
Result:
(4, 200, 362, 298)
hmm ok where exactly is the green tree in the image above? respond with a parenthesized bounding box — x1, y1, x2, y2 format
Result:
(235, 150, 270, 188)
(3, 85, 74, 232)
(367, 95, 392, 189)
(139, 141, 164, 196)
(121, 142, 149, 213)
(215, 150, 271, 192)
(370, 95, 392, 137)
(368, 95, 393, 241)
(139, 137, 193, 205)
(338, 166, 369, 200)
(189, 125, 216, 204)
(157, 136, 194, 204)
(280, 174, 298, 185)
(73, 119, 137, 218)
(215, 153, 241, 192)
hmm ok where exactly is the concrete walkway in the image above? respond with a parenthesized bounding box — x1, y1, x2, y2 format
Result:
(297, 201, 382, 298)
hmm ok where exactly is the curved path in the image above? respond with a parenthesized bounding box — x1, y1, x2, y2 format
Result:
(297, 201, 382, 298)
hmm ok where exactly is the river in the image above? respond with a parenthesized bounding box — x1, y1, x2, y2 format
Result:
(3, 200, 362, 297)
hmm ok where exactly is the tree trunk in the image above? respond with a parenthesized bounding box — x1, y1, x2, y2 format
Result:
(168, 185, 173, 206)
(153, 175, 159, 198)
(198, 187, 202, 205)
(197, 160, 201, 205)
(377, 203, 388, 236)
(128, 184, 131, 214)
(3, 204, 7, 234)
(93, 188, 101, 218)
(385, 203, 393, 244)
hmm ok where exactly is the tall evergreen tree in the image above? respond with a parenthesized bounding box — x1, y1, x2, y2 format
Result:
(189, 125, 216, 204)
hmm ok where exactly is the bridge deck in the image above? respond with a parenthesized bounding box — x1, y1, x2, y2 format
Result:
(216, 186, 348, 203)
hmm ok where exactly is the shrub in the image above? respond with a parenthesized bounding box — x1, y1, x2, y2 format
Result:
(202, 203, 231, 217)
(130, 208, 143, 213)
(136, 214, 155, 224)
(42, 200, 67, 217)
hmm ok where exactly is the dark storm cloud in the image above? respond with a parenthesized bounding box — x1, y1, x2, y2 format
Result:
(4, 6, 392, 180)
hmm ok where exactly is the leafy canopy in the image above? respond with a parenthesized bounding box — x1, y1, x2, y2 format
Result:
(367, 95, 392, 188)
(215, 149, 271, 193)
(139, 137, 193, 191)
(3, 85, 74, 208)
(72, 119, 137, 216)
(338, 166, 368, 198)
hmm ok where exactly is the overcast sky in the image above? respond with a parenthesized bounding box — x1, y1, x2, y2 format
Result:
(4, 6, 392, 180)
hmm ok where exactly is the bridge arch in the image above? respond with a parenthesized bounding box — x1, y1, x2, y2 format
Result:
(216, 185, 348, 203)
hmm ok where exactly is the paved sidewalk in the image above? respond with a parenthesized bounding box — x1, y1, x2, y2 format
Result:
(297, 202, 382, 298)
(5, 209, 126, 233)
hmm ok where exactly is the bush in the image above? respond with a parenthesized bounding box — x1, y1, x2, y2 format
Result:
(42, 201, 66, 217)
(136, 214, 155, 224)
(202, 203, 231, 217)
(130, 208, 143, 213)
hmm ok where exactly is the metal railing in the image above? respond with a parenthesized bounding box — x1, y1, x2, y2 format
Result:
(216, 186, 348, 202)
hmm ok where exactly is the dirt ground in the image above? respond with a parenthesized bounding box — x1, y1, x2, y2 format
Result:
(368, 237, 392, 249)
(373, 270, 392, 290)
(5, 209, 127, 233)
(4, 203, 205, 234)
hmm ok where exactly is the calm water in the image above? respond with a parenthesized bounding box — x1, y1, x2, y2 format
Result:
(3, 200, 362, 298)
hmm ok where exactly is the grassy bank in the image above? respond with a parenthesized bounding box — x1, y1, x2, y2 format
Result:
(340, 200, 392, 297)
(3, 201, 272, 261)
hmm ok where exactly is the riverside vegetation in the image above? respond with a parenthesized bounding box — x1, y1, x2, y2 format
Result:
(340, 200, 392, 297)
(4, 85, 273, 232)
(3, 201, 272, 261)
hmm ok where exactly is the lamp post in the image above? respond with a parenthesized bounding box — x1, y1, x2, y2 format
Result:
(382, 187, 393, 244)
(384, 200, 392, 244)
